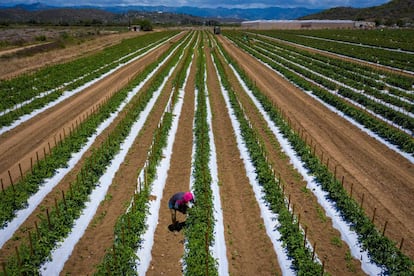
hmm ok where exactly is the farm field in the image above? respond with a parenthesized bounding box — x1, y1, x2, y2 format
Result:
(0, 28, 413, 275)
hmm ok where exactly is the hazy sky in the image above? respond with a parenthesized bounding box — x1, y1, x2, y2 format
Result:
(0, 0, 391, 9)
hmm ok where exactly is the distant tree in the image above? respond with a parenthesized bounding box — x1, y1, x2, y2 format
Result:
(133, 19, 153, 31)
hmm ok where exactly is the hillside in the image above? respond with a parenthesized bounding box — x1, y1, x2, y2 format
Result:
(300, 0, 414, 26)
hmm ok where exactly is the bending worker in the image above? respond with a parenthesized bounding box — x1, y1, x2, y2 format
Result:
(168, 191, 195, 225)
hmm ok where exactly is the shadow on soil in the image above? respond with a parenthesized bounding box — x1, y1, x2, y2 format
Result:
(168, 221, 186, 232)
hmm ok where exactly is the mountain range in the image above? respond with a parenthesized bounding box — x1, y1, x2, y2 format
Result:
(0, 2, 322, 23)
(1, 0, 413, 25)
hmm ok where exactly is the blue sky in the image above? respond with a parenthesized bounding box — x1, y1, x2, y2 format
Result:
(0, 0, 391, 9)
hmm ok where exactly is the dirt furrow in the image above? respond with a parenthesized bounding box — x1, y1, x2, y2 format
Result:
(206, 45, 282, 275)
(216, 44, 364, 275)
(60, 54, 181, 275)
(218, 34, 414, 259)
(146, 46, 197, 276)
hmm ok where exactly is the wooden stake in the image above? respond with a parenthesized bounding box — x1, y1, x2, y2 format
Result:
(321, 260, 325, 276)
(312, 242, 317, 261)
(1, 179, 4, 194)
(55, 197, 60, 216)
(399, 238, 404, 251)
(8, 171, 14, 192)
(46, 208, 51, 229)
(303, 226, 308, 248)
(30, 157, 33, 173)
(15, 246, 21, 268)
(35, 221, 40, 239)
(350, 183, 354, 198)
(62, 190, 67, 208)
(28, 231, 34, 256)
(360, 193, 365, 209)
(48, 142, 51, 154)
(288, 194, 291, 208)
(382, 221, 388, 236)
(371, 208, 377, 223)
(18, 163, 23, 179)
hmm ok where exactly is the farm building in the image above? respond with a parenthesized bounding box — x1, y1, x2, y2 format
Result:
(241, 20, 375, 30)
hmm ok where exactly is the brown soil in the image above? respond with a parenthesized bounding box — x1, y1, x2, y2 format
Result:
(1, 29, 413, 276)
(0, 32, 185, 261)
(60, 48, 179, 276)
(147, 42, 197, 276)
(214, 42, 363, 274)
(0, 31, 142, 80)
(255, 33, 414, 78)
(218, 34, 414, 260)
(0, 33, 184, 189)
(205, 46, 282, 275)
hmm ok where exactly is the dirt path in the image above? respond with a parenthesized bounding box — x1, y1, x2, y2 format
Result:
(147, 45, 197, 276)
(206, 46, 282, 275)
(0, 33, 184, 189)
(218, 35, 414, 259)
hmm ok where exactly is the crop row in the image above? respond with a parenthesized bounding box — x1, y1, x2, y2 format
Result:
(224, 31, 414, 155)
(0, 31, 179, 128)
(94, 31, 197, 275)
(0, 36, 179, 230)
(253, 30, 414, 73)
(212, 37, 324, 274)
(288, 29, 414, 52)
(216, 35, 413, 274)
(0, 32, 190, 275)
(183, 32, 218, 276)
(253, 37, 414, 113)
(244, 35, 414, 133)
